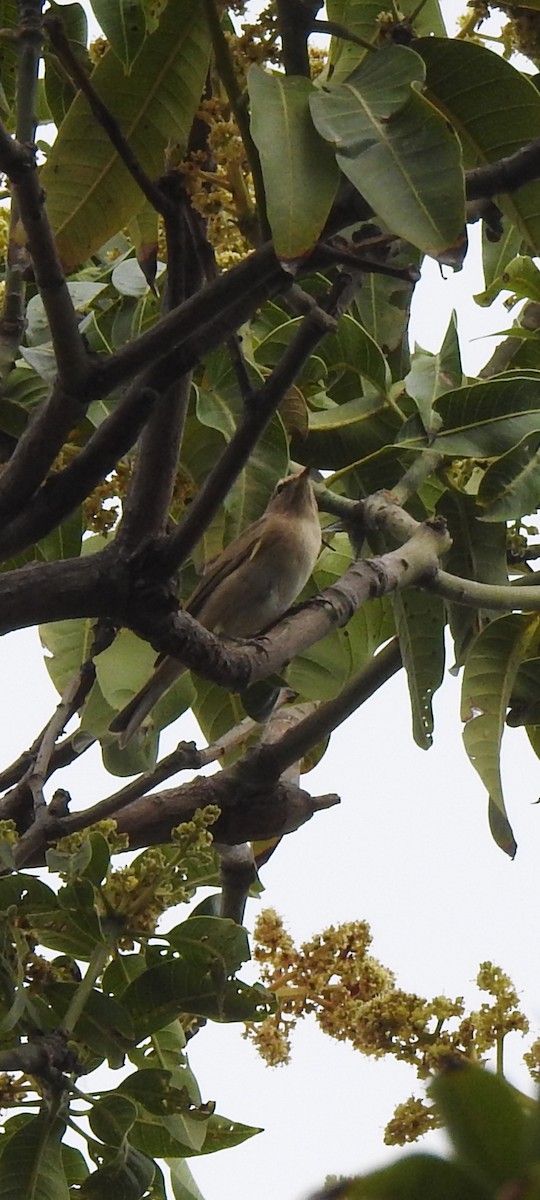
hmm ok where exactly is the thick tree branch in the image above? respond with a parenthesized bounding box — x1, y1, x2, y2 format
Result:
(95, 243, 287, 395)
(465, 136, 540, 202)
(14, 768, 340, 866)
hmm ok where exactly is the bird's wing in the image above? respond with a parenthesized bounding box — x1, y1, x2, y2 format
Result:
(186, 515, 268, 620)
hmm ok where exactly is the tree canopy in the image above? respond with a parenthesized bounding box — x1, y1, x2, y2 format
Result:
(2, 0, 540, 1196)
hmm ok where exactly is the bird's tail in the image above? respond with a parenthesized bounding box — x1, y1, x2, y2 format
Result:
(109, 658, 186, 748)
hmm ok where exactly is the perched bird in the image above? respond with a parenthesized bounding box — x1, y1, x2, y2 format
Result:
(110, 467, 321, 746)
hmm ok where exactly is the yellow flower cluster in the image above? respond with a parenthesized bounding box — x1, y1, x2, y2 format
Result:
(247, 913, 532, 1145)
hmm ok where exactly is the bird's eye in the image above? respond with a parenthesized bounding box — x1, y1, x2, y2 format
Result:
(274, 481, 286, 494)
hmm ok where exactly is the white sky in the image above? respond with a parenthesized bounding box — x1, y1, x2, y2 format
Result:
(5, 5, 540, 1200)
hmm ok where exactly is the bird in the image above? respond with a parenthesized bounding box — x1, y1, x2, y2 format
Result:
(109, 467, 321, 747)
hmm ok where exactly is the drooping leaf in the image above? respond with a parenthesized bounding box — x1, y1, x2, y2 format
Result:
(461, 611, 540, 854)
(438, 493, 508, 667)
(248, 67, 339, 259)
(167, 1159, 207, 1200)
(392, 588, 446, 749)
(481, 216, 524, 294)
(416, 37, 540, 253)
(41, 0, 211, 270)
(310, 45, 465, 261)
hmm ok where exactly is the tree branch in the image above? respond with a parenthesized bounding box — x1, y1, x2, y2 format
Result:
(247, 638, 403, 781)
(0, 125, 90, 391)
(465, 136, 540, 202)
(153, 271, 356, 580)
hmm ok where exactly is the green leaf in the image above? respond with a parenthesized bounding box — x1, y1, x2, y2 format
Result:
(167, 1159, 207, 1200)
(248, 67, 339, 259)
(79, 1142, 154, 1199)
(310, 45, 465, 260)
(0, 1115, 69, 1200)
(191, 1113, 261, 1155)
(39, 615, 96, 694)
(121, 960, 272, 1037)
(399, 375, 540, 459)
(392, 588, 446, 749)
(37, 508, 83, 562)
(43, 983, 134, 1067)
(438, 493, 508, 667)
(44, 2, 91, 128)
(95, 628, 196, 733)
(475, 254, 540, 308)
(0, 2, 21, 125)
(416, 37, 540, 253)
(167, 916, 250, 976)
(255, 312, 389, 398)
(477, 431, 540, 521)
(339, 1152, 487, 1199)
(461, 612, 540, 855)
(89, 1094, 138, 1147)
(431, 1066, 529, 1190)
(89, 1, 148, 71)
(406, 312, 463, 435)
(326, 0, 446, 84)
(481, 218, 524, 295)
(41, 0, 211, 270)
(286, 625, 350, 700)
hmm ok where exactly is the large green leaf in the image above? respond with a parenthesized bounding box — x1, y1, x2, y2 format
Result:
(461, 611, 540, 855)
(247, 67, 339, 259)
(44, 2, 90, 129)
(477, 431, 540, 521)
(121, 960, 272, 1036)
(398, 375, 540, 458)
(89, 0, 148, 71)
(254, 312, 389, 398)
(310, 45, 465, 260)
(0, 2, 20, 125)
(392, 588, 446, 749)
(41, 0, 211, 269)
(481, 217, 523, 294)
(0, 1116, 69, 1200)
(406, 311, 463, 436)
(438, 493, 508, 667)
(416, 37, 540, 253)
